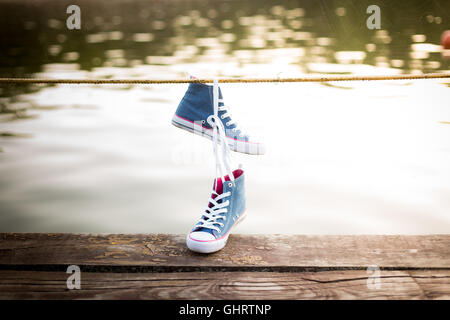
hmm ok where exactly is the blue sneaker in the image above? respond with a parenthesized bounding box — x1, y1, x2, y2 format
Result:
(172, 82, 266, 155)
(186, 169, 246, 253)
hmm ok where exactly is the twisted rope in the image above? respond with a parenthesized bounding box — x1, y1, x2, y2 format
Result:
(0, 73, 449, 84)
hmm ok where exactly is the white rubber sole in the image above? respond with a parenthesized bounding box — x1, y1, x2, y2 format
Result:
(186, 212, 247, 254)
(172, 114, 265, 155)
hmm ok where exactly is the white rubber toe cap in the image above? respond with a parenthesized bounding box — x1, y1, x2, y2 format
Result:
(188, 231, 215, 242)
(186, 232, 228, 254)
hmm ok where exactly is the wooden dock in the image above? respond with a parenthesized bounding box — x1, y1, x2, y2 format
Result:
(0, 233, 449, 299)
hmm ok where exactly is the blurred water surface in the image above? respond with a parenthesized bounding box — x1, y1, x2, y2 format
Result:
(0, 0, 449, 233)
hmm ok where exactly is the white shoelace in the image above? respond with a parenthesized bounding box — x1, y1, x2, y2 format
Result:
(207, 79, 235, 187)
(217, 99, 248, 139)
(196, 79, 237, 233)
(196, 191, 231, 233)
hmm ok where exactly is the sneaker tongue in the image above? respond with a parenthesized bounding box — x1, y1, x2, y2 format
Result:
(208, 177, 224, 209)
(213, 177, 224, 195)
(197, 174, 231, 234)
(197, 178, 223, 234)
(212, 172, 236, 196)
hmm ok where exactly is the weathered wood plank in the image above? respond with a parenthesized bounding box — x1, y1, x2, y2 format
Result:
(2, 270, 448, 300)
(0, 234, 448, 270)
(0, 270, 450, 299)
(408, 270, 450, 300)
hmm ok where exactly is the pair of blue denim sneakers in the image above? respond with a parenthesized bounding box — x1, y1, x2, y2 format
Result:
(172, 81, 265, 253)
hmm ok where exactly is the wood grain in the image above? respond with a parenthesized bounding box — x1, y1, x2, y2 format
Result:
(1, 233, 448, 299)
(1, 233, 449, 270)
(0, 270, 448, 300)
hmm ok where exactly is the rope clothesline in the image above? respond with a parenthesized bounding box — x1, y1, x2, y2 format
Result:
(0, 73, 449, 84)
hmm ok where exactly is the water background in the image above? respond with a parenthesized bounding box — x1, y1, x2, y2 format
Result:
(1, 0, 449, 234)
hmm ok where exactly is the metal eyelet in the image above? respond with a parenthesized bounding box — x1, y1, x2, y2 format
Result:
(228, 182, 233, 187)
(221, 115, 225, 119)
(201, 120, 205, 124)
